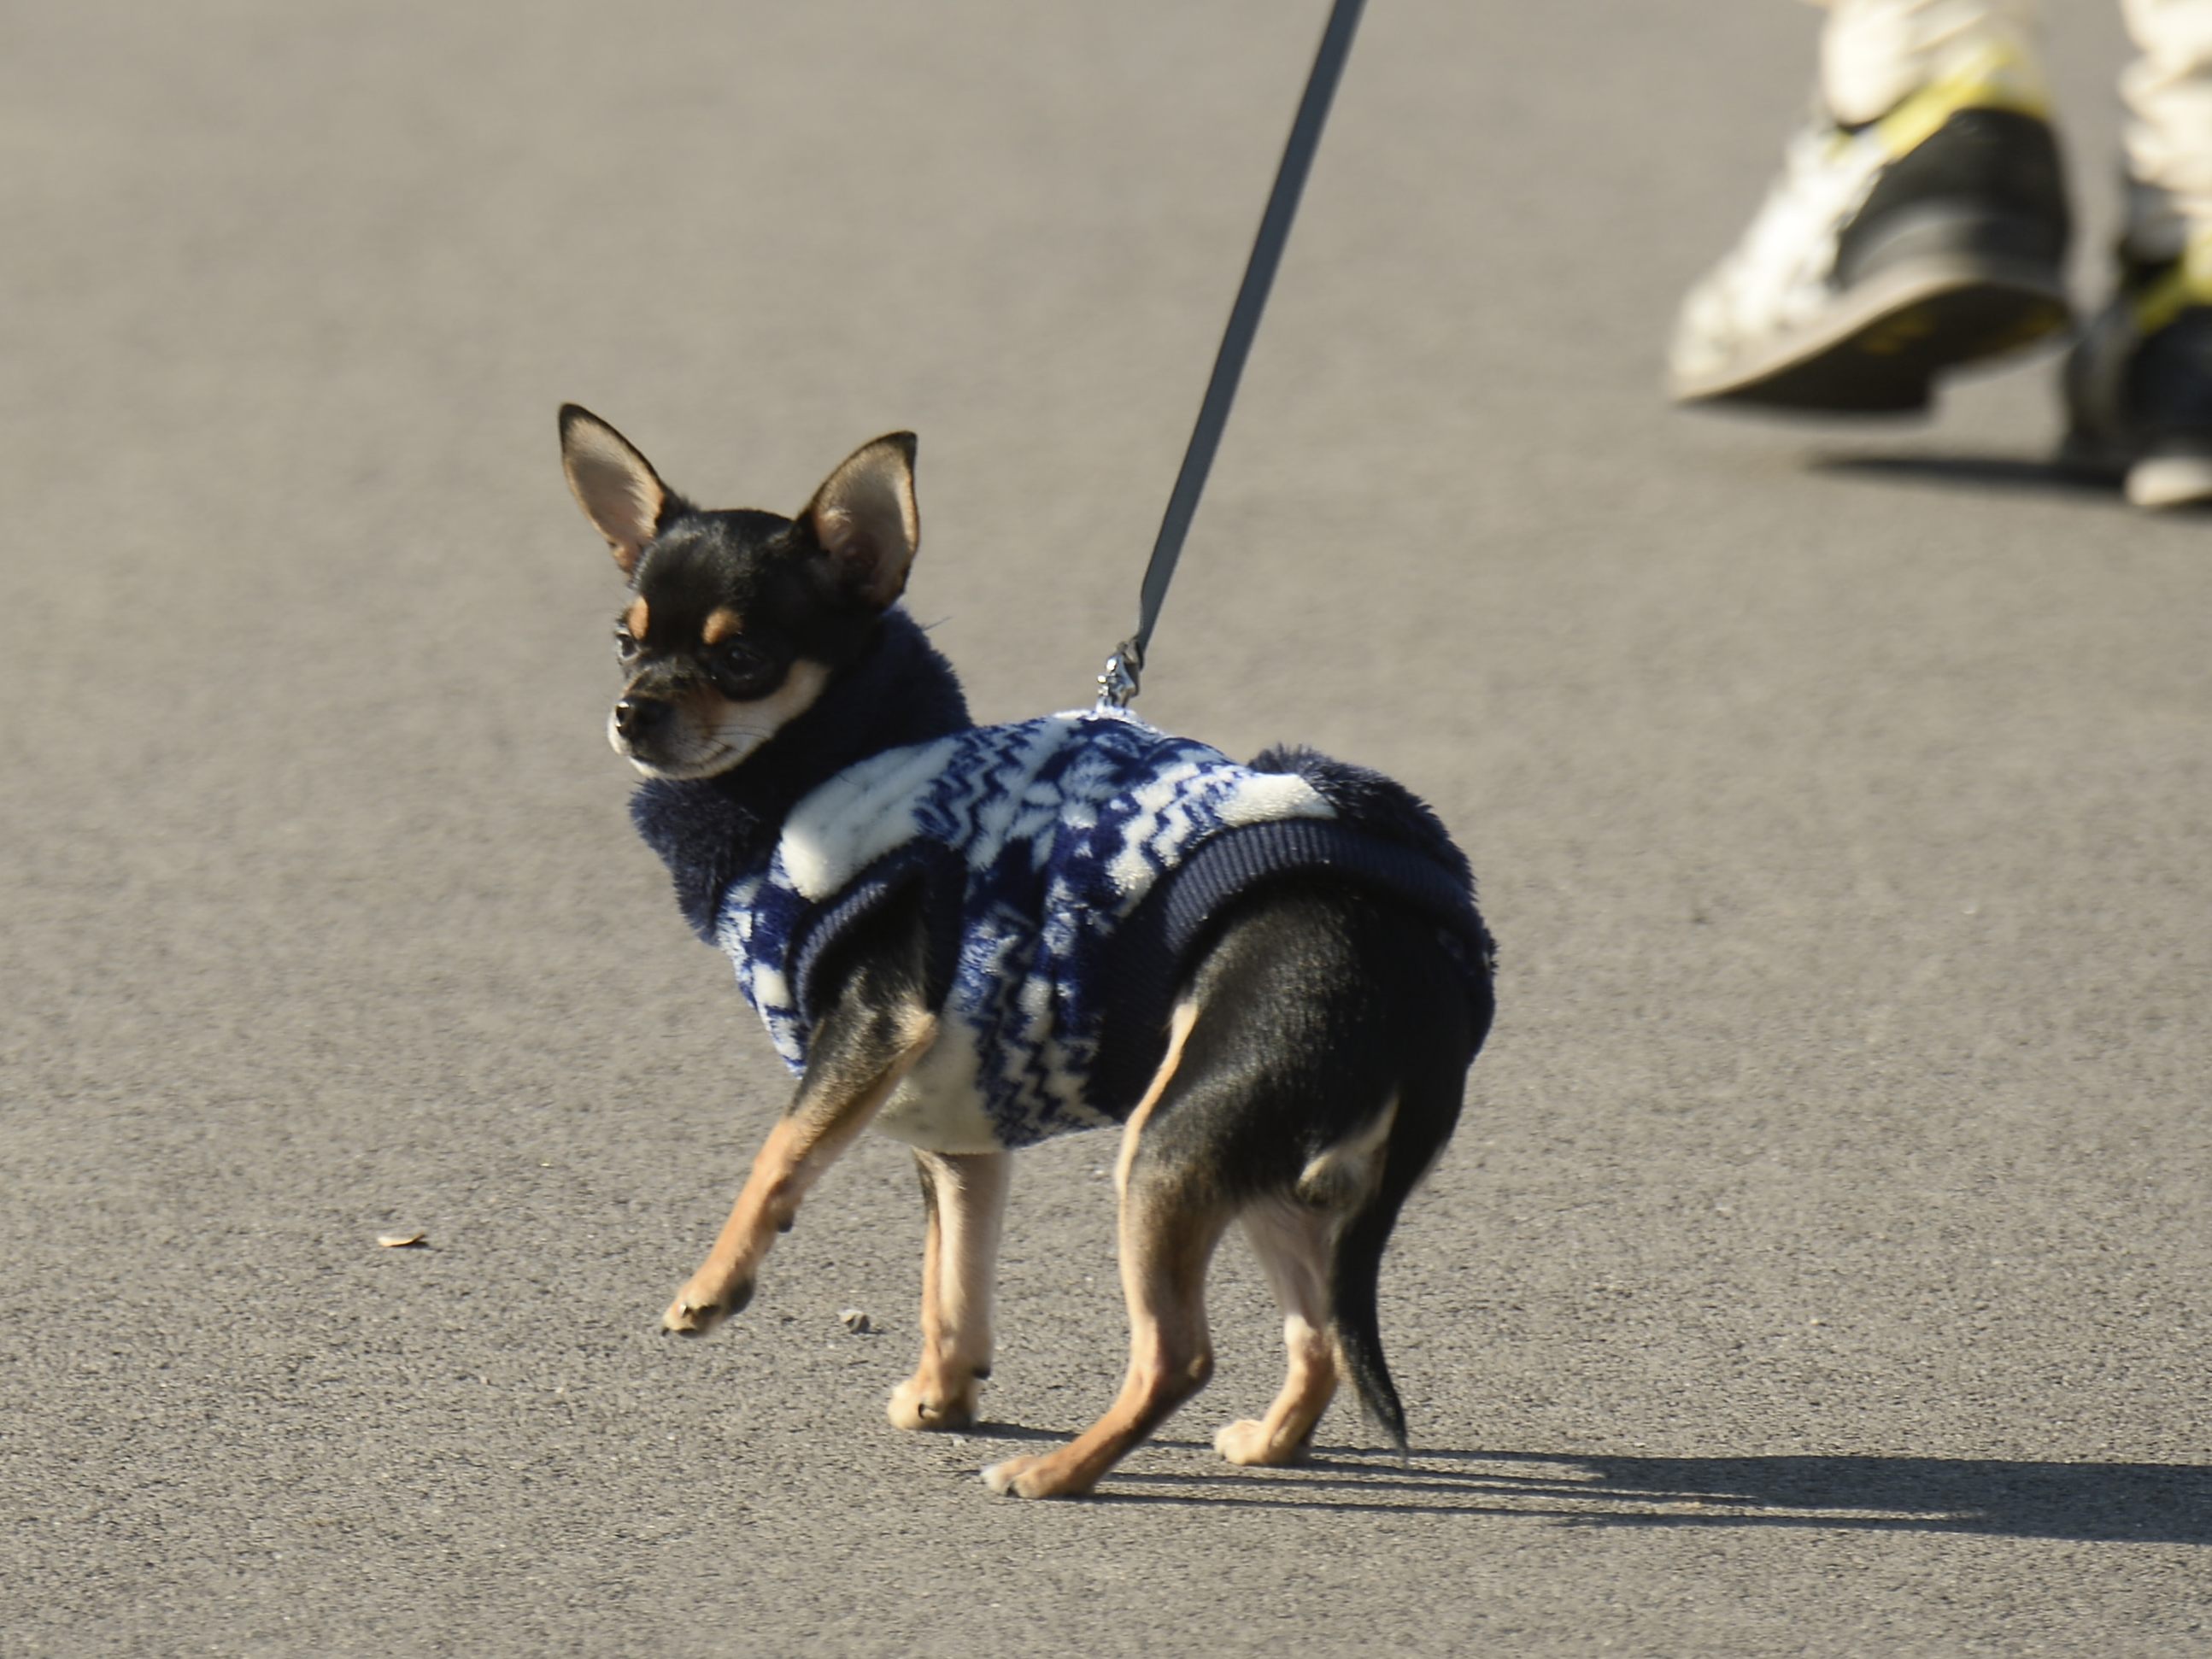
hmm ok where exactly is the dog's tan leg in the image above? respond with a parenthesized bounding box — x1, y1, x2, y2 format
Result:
(889, 1149, 1010, 1431)
(982, 1176, 1226, 1498)
(663, 1011, 936, 1335)
(982, 1003, 1229, 1498)
(1214, 1202, 1338, 1466)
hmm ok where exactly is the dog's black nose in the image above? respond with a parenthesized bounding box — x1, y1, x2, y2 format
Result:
(613, 697, 672, 742)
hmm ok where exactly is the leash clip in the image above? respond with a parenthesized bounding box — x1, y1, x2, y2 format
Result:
(1095, 637, 1144, 709)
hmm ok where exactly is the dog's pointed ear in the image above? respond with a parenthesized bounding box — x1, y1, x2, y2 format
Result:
(801, 433, 918, 610)
(560, 405, 678, 576)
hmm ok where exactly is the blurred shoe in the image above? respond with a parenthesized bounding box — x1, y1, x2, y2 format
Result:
(1670, 48, 2072, 413)
(2062, 236, 2212, 508)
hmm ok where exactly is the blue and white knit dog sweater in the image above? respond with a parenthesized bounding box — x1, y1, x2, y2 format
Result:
(630, 613, 1492, 1154)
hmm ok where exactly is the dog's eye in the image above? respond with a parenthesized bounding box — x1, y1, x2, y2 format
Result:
(613, 628, 640, 660)
(716, 640, 777, 690)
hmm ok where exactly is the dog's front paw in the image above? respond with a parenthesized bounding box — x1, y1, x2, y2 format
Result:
(889, 1374, 980, 1433)
(1213, 1418, 1309, 1468)
(981, 1454, 1092, 1499)
(660, 1275, 754, 1336)
(981, 1456, 1041, 1497)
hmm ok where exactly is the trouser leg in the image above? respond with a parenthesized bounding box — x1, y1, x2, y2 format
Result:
(2121, 0, 2212, 257)
(1813, 0, 2049, 126)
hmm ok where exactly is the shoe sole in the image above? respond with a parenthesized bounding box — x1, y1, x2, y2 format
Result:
(2126, 453, 2212, 509)
(1672, 255, 2072, 414)
(2057, 431, 2212, 509)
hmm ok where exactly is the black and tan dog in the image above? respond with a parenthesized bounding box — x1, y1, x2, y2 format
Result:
(560, 406, 1494, 1497)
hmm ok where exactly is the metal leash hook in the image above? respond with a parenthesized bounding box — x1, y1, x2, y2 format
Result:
(1092, 0, 1365, 710)
(1096, 638, 1144, 709)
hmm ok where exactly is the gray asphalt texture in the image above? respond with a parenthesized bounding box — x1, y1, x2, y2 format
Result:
(4, 3, 2207, 1654)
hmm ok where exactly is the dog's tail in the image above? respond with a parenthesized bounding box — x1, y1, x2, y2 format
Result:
(1246, 743, 1494, 1451)
(1323, 1052, 1467, 1451)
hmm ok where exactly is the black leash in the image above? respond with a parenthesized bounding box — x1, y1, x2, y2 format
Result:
(1096, 0, 1367, 709)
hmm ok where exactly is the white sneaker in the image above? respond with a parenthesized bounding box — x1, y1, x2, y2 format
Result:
(2062, 233, 2212, 509)
(1670, 51, 2072, 413)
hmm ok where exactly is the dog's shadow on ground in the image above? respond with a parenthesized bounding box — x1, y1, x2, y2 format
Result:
(980, 1434, 2209, 1541)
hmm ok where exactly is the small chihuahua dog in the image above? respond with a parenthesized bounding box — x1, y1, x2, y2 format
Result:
(560, 406, 1494, 1498)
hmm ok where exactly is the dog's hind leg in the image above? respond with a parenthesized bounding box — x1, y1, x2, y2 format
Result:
(982, 1157, 1229, 1498)
(983, 1003, 1226, 1498)
(890, 1149, 1010, 1431)
(1212, 1199, 1341, 1467)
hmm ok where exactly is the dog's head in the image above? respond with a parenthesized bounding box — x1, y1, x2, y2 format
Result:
(560, 406, 918, 780)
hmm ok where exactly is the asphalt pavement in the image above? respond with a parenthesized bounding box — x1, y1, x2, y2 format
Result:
(3, 3, 2206, 1654)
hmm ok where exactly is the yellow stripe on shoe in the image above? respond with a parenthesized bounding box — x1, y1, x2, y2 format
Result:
(1863, 42, 2054, 162)
(2133, 232, 2212, 337)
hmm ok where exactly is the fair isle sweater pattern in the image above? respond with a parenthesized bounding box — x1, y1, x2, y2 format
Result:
(714, 707, 1346, 1149)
